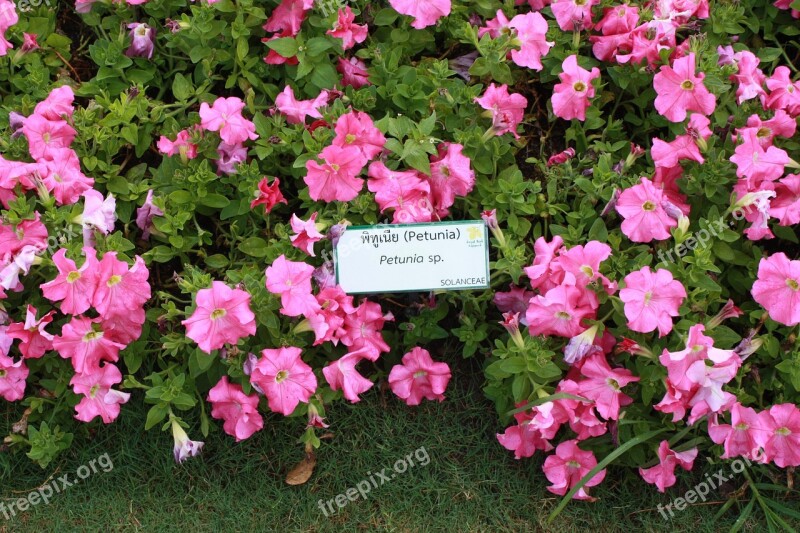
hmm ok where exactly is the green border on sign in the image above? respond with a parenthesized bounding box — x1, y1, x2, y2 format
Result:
(333, 220, 491, 295)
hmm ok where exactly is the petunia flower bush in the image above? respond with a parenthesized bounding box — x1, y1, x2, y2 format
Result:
(1, 0, 800, 523)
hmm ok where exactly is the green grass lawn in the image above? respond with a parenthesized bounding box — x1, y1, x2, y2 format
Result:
(1, 359, 796, 532)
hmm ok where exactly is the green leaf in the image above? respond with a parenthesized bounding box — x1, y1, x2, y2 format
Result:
(145, 403, 169, 430)
(266, 37, 298, 58)
(172, 73, 193, 101)
(199, 193, 230, 209)
(238, 237, 270, 257)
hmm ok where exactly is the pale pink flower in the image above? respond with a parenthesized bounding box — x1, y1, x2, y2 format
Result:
(290, 212, 324, 256)
(620, 266, 686, 336)
(551, 55, 600, 121)
(764, 403, 800, 467)
(181, 281, 257, 354)
(34, 85, 74, 121)
(388, 347, 451, 406)
(126, 23, 155, 59)
(207, 376, 263, 441)
(708, 403, 771, 460)
(199, 97, 258, 145)
(508, 12, 553, 71)
(653, 53, 716, 122)
(388, 0, 451, 29)
(71, 364, 130, 424)
(752, 252, 800, 326)
(81, 189, 117, 236)
(615, 176, 677, 242)
(732, 51, 766, 104)
(157, 130, 198, 160)
(265, 254, 320, 317)
(250, 347, 317, 416)
(275, 86, 329, 124)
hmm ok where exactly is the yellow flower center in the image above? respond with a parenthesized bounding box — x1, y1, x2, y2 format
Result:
(642, 201, 656, 211)
(0, 369, 6, 378)
(681, 80, 694, 90)
(67, 271, 81, 283)
(573, 81, 587, 92)
(787, 278, 799, 291)
(107, 275, 122, 287)
(555, 311, 571, 320)
(90, 384, 100, 398)
(210, 308, 227, 320)
(83, 331, 102, 342)
(413, 371, 428, 379)
(275, 370, 289, 383)
(345, 134, 357, 144)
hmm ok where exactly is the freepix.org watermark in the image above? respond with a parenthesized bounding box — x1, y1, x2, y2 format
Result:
(657, 449, 765, 520)
(317, 446, 430, 516)
(1, 453, 114, 520)
(16, 0, 53, 12)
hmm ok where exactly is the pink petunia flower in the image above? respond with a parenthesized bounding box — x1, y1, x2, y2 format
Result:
(199, 97, 258, 145)
(615, 176, 677, 242)
(290, 212, 325, 257)
(543, 439, 607, 501)
(763, 403, 800, 467)
(22, 114, 76, 160)
(40, 248, 99, 315)
(275, 86, 329, 124)
(708, 403, 772, 460)
(340, 300, 392, 359)
(525, 282, 595, 338)
(0, 0, 18, 57)
(508, 12, 554, 71)
(327, 7, 368, 50)
(765, 66, 800, 116)
(730, 129, 792, 188)
(332, 110, 386, 160)
(6, 305, 54, 359)
(181, 281, 257, 354)
(92, 252, 150, 317)
(126, 23, 156, 59)
(388, 0, 451, 29)
(53, 317, 126, 374)
(550, 0, 600, 31)
(551, 55, 601, 121)
(367, 161, 432, 222)
(265, 255, 320, 317)
(475, 83, 528, 139)
(639, 441, 697, 492)
(38, 148, 95, 206)
(653, 53, 716, 122)
(752, 252, 800, 326)
(620, 266, 686, 336)
(157, 130, 198, 161)
(0, 353, 28, 401)
(388, 347, 452, 406)
(250, 347, 317, 416)
(427, 143, 475, 217)
(337, 57, 371, 88)
(136, 189, 164, 240)
(575, 353, 639, 420)
(71, 364, 130, 424)
(732, 50, 766, 105)
(304, 144, 367, 202)
(207, 376, 264, 441)
(322, 348, 374, 402)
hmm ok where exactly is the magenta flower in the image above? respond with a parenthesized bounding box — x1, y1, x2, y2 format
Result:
(6, 305, 54, 359)
(53, 317, 126, 374)
(71, 364, 130, 424)
(615, 176, 677, 242)
(265, 255, 320, 317)
(619, 266, 686, 337)
(653, 53, 716, 122)
(40, 248, 99, 315)
(388, 347, 452, 406)
(126, 23, 156, 60)
(388, 0, 451, 29)
(304, 144, 367, 202)
(263, 0, 313, 36)
(0, 353, 28, 402)
(250, 347, 317, 416)
(752, 252, 800, 326)
(543, 440, 606, 501)
(275, 85, 329, 124)
(199, 97, 258, 145)
(337, 57, 371, 88)
(290, 212, 325, 257)
(497, 422, 554, 459)
(575, 353, 639, 420)
(322, 349, 374, 403)
(508, 12, 553, 71)
(327, 7, 368, 50)
(474, 83, 528, 138)
(207, 376, 264, 441)
(181, 281, 257, 354)
(639, 441, 697, 493)
(332, 110, 386, 160)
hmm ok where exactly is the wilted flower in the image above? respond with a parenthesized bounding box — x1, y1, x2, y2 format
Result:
(171, 419, 204, 464)
(126, 23, 156, 60)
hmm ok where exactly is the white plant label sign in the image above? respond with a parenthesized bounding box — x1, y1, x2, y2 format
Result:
(335, 221, 491, 294)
